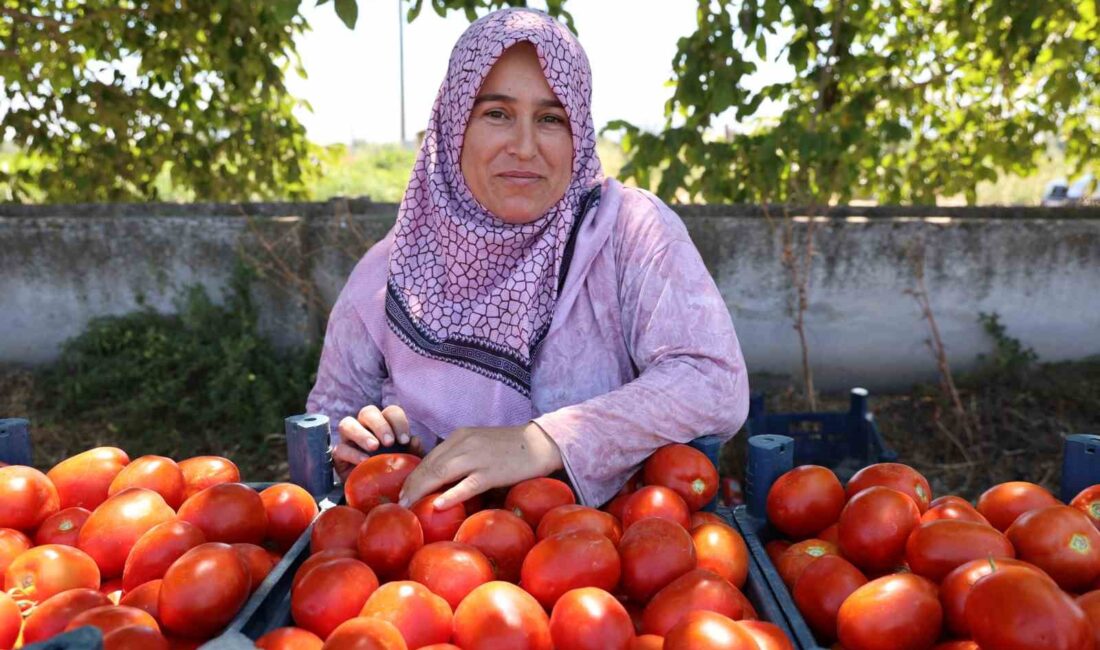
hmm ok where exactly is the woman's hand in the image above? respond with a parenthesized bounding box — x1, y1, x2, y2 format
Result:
(333, 405, 422, 480)
(397, 423, 564, 510)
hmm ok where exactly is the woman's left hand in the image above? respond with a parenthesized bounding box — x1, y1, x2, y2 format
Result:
(397, 422, 564, 510)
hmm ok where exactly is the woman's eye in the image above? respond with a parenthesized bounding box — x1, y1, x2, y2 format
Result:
(540, 114, 565, 124)
(485, 109, 507, 119)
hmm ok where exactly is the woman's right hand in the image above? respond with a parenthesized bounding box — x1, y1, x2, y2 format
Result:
(333, 405, 417, 480)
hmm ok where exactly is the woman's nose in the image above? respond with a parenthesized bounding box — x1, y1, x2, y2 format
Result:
(507, 120, 538, 160)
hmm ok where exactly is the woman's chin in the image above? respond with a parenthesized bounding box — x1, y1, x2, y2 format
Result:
(489, 201, 548, 225)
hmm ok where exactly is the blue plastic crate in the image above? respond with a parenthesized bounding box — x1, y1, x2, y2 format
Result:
(22, 627, 103, 650)
(1061, 433, 1100, 503)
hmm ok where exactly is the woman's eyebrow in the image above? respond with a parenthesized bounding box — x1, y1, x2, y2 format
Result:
(473, 93, 564, 108)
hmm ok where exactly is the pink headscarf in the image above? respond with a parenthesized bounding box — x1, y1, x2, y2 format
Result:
(386, 8, 604, 397)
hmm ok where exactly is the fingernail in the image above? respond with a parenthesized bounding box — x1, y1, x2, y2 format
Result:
(385, 436, 394, 446)
(399, 435, 410, 445)
(433, 497, 446, 509)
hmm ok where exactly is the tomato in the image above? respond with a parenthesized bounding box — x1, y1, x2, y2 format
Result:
(322, 617, 406, 650)
(837, 486, 920, 573)
(119, 579, 161, 620)
(766, 465, 844, 539)
(234, 543, 280, 591)
(920, 496, 990, 526)
(79, 487, 175, 578)
(629, 635, 664, 650)
(505, 477, 576, 529)
(261, 483, 319, 552)
(311, 506, 366, 553)
(846, 463, 932, 513)
(1078, 590, 1100, 649)
(453, 509, 536, 583)
(33, 507, 89, 547)
(764, 540, 789, 566)
(178, 456, 240, 498)
(905, 519, 1015, 582)
(966, 564, 1092, 650)
(166, 635, 205, 650)
(122, 520, 207, 592)
(836, 574, 941, 650)
(177, 483, 268, 545)
(775, 539, 838, 589)
(103, 625, 170, 650)
(291, 557, 378, 639)
(976, 481, 1059, 531)
(419, 646, 462, 650)
(159, 542, 252, 639)
(357, 503, 423, 581)
(21, 588, 111, 644)
(618, 468, 646, 497)
(739, 620, 794, 650)
(360, 581, 452, 648)
(66, 604, 160, 635)
(292, 548, 357, 591)
(1073, 485, 1100, 532)
(691, 512, 729, 528)
(930, 642, 980, 650)
(537, 504, 623, 545)
(663, 610, 759, 649)
(938, 556, 1048, 637)
(47, 447, 130, 510)
(692, 523, 749, 589)
(621, 486, 692, 530)
(641, 568, 744, 636)
(408, 541, 494, 610)
(604, 494, 631, 522)
(549, 587, 633, 650)
(108, 455, 187, 510)
(791, 554, 866, 642)
(1006, 504, 1100, 591)
(816, 523, 839, 545)
(643, 444, 719, 512)
(5, 543, 100, 602)
(345, 453, 421, 514)
(410, 492, 466, 544)
(0, 465, 60, 531)
(101, 577, 124, 602)
(0, 528, 31, 575)
(452, 581, 552, 650)
(520, 530, 621, 609)
(618, 517, 696, 602)
(255, 627, 324, 650)
(0, 593, 19, 648)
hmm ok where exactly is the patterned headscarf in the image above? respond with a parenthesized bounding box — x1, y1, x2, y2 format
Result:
(386, 8, 604, 397)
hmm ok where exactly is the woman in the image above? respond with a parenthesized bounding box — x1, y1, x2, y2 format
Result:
(307, 8, 749, 510)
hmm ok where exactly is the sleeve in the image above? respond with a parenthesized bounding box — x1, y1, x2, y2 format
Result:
(533, 210, 750, 507)
(305, 296, 388, 448)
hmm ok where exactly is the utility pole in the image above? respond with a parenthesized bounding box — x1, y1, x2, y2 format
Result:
(398, 0, 407, 146)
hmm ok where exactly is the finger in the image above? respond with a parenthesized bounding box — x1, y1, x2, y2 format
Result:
(332, 441, 370, 467)
(357, 405, 395, 447)
(434, 473, 489, 510)
(338, 416, 380, 453)
(381, 405, 412, 445)
(409, 436, 423, 456)
(398, 449, 475, 508)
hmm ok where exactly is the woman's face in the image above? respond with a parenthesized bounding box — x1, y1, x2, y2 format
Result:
(461, 42, 574, 225)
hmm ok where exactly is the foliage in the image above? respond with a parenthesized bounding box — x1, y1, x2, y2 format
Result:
(973, 311, 1040, 385)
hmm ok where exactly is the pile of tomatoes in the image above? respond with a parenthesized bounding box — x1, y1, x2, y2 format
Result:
(0, 448, 318, 649)
(256, 443, 793, 650)
(765, 461, 1100, 650)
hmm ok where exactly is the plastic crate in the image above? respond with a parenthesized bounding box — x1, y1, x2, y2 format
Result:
(22, 627, 103, 650)
(1061, 433, 1100, 503)
(0, 417, 32, 466)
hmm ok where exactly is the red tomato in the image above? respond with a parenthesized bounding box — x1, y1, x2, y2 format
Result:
(119, 579, 161, 620)
(452, 581, 552, 650)
(408, 541, 494, 610)
(520, 530, 621, 609)
(621, 486, 692, 530)
(311, 506, 366, 553)
(0, 528, 31, 575)
(692, 523, 749, 589)
(966, 564, 1092, 650)
(629, 635, 664, 650)
(766, 465, 844, 539)
(344, 453, 421, 514)
(505, 477, 576, 529)
(35, 507, 91, 547)
(122, 520, 207, 592)
(537, 504, 623, 545)
(739, 620, 794, 650)
(178, 456, 240, 499)
(1072, 485, 1100, 532)
(0, 465, 60, 531)
(79, 487, 175, 578)
(791, 554, 867, 642)
(775, 539, 838, 589)
(549, 587, 633, 650)
(292, 548, 357, 591)
(663, 610, 759, 649)
(618, 517, 696, 602)
(108, 455, 187, 510)
(234, 543, 280, 591)
(836, 574, 942, 650)
(641, 568, 744, 636)
(255, 627, 324, 650)
(920, 496, 990, 526)
(643, 444, 719, 512)
(905, 519, 1015, 582)
(322, 617, 406, 650)
(103, 625, 170, 650)
(816, 523, 839, 545)
(846, 463, 932, 513)
(1078, 590, 1100, 649)
(837, 486, 920, 573)
(177, 483, 268, 545)
(419, 645, 462, 650)
(0, 592, 18, 650)
(47, 447, 130, 510)
(158, 542, 252, 639)
(604, 494, 631, 522)
(930, 642, 980, 650)
(1006, 504, 1100, 591)
(618, 468, 646, 497)
(453, 509, 536, 583)
(939, 556, 1049, 637)
(977, 481, 1059, 531)
(359, 581, 453, 648)
(65, 604, 160, 635)
(411, 492, 466, 543)
(5, 543, 100, 603)
(764, 540, 790, 566)
(260, 483, 319, 552)
(21, 588, 111, 644)
(101, 578, 124, 602)
(357, 503, 424, 581)
(691, 512, 729, 528)
(291, 557, 378, 639)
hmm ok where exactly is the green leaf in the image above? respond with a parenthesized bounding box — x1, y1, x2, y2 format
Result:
(274, 0, 301, 22)
(334, 0, 358, 29)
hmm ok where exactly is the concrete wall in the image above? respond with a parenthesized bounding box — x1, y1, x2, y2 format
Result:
(2, 200, 1099, 392)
